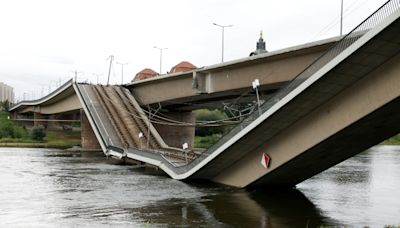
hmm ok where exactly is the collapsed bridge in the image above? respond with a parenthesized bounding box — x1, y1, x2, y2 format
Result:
(10, 0, 400, 188)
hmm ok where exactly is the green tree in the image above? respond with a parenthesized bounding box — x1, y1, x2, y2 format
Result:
(31, 127, 46, 141)
(0, 100, 10, 111)
(0, 112, 27, 139)
(0, 112, 12, 138)
(194, 109, 229, 136)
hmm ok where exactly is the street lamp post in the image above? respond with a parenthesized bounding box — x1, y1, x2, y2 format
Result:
(116, 62, 128, 84)
(71, 69, 82, 82)
(340, 0, 344, 36)
(213, 23, 233, 62)
(106, 55, 114, 86)
(154, 46, 167, 74)
(92, 73, 102, 84)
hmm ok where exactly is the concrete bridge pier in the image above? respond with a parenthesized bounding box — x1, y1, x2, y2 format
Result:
(153, 111, 196, 149)
(81, 110, 101, 150)
(46, 115, 57, 130)
(33, 112, 47, 128)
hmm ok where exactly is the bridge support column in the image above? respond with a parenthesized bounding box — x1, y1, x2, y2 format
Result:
(81, 111, 101, 149)
(154, 111, 195, 149)
(47, 115, 60, 131)
(33, 112, 47, 128)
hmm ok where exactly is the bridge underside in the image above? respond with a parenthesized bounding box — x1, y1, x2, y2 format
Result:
(128, 38, 338, 110)
(250, 96, 400, 187)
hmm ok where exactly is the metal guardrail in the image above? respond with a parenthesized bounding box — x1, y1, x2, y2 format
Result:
(185, 0, 400, 169)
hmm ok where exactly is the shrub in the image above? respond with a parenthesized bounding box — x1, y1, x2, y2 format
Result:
(31, 127, 46, 141)
(13, 126, 27, 139)
(0, 121, 14, 138)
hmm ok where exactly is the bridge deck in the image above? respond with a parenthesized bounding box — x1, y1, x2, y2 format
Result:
(75, 84, 196, 166)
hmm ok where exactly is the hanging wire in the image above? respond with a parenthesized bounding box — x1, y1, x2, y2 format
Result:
(133, 86, 258, 125)
(312, 0, 370, 39)
(96, 86, 255, 127)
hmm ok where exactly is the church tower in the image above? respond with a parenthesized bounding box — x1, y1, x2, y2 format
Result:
(250, 31, 268, 56)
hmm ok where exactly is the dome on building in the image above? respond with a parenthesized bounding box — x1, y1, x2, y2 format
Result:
(133, 68, 158, 81)
(169, 61, 197, 74)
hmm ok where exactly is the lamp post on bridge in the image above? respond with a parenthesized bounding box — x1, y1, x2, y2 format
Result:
(213, 23, 233, 63)
(340, 0, 344, 36)
(106, 55, 114, 86)
(154, 46, 167, 74)
(92, 73, 102, 84)
(116, 62, 128, 84)
(252, 79, 262, 116)
(71, 70, 83, 82)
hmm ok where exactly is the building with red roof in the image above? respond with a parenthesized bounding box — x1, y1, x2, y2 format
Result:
(133, 68, 158, 81)
(169, 61, 197, 74)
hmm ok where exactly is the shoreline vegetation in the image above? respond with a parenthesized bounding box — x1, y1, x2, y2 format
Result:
(1, 110, 400, 149)
(0, 130, 81, 149)
(381, 134, 400, 145)
(1, 134, 399, 149)
(0, 111, 80, 149)
(2, 134, 398, 149)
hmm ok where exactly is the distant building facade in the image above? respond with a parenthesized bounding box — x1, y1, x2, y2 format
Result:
(0, 82, 14, 103)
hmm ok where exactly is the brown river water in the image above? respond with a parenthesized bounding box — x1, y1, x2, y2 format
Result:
(0, 145, 399, 227)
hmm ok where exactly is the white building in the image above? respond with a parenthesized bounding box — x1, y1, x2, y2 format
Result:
(0, 82, 15, 103)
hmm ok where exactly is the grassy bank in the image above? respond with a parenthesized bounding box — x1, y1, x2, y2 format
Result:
(382, 134, 400, 145)
(0, 130, 81, 149)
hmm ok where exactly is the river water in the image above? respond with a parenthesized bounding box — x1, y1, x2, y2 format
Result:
(0, 146, 399, 227)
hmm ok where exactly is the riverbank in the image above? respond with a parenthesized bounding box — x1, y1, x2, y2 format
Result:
(382, 134, 400, 145)
(1, 132, 399, 149)
(0, 131, 81, 149)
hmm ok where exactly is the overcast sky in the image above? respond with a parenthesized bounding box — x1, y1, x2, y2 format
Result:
(0, 0, 387, 101)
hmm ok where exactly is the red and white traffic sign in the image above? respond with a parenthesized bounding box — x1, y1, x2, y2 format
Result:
(261, 153, 271, 169)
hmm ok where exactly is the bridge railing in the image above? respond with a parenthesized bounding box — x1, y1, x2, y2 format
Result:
(9, 79, 74, 111)
(185, 0, 400, 169)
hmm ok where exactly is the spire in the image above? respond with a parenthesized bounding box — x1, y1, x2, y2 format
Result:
(256, 30, 266, 54)
(249, 30, 268, 56)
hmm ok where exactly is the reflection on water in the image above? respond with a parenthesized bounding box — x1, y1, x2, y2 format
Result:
(248, 189, 335, 227)
(130, 187, 331, 227)
(0, 146, 399, 227)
